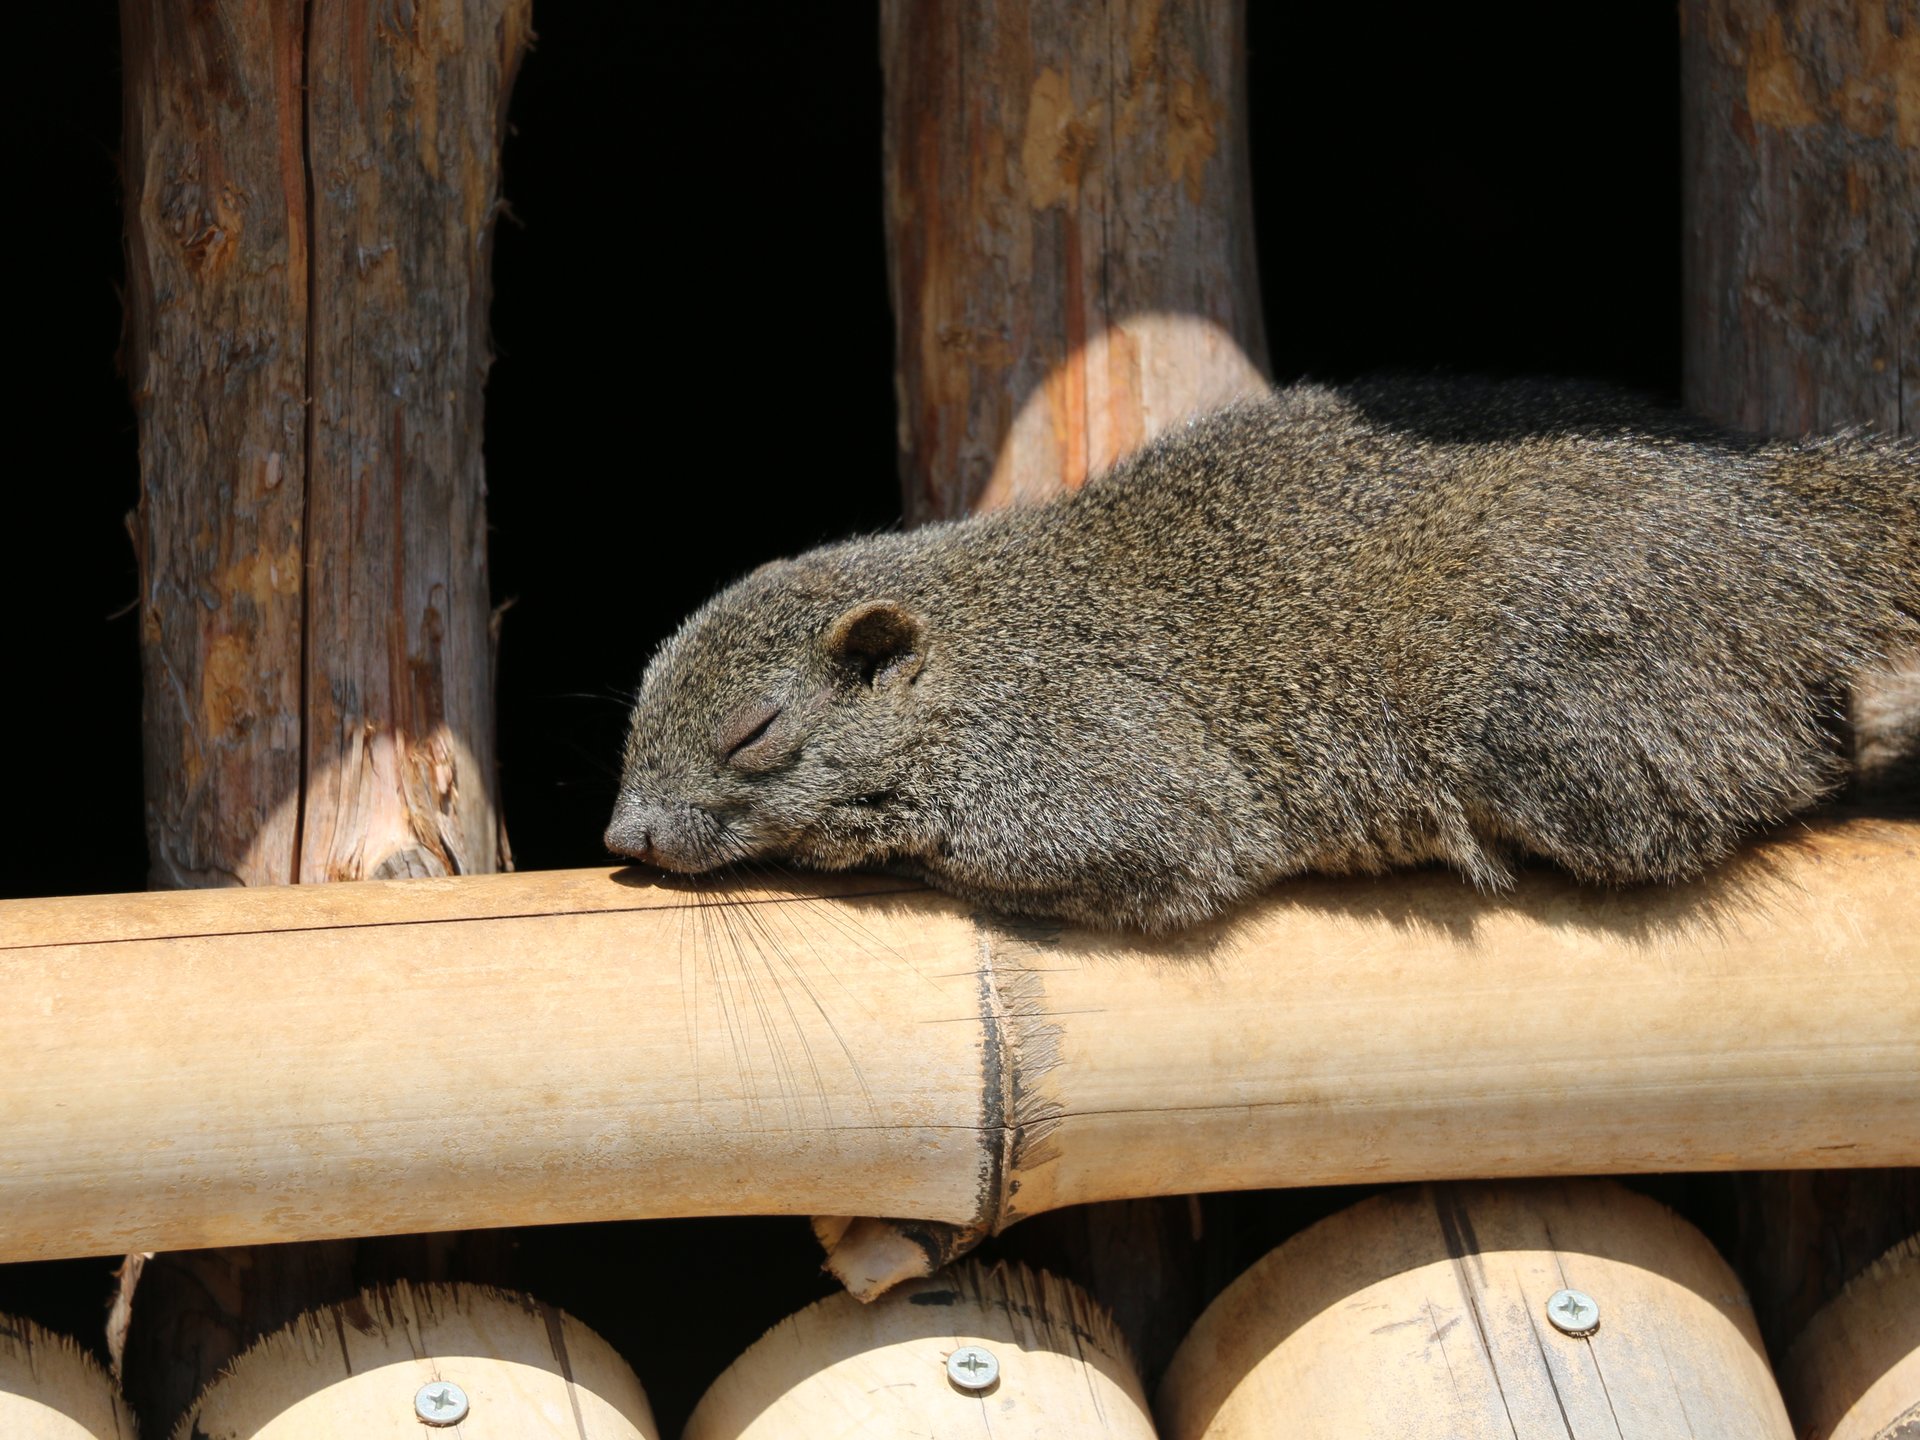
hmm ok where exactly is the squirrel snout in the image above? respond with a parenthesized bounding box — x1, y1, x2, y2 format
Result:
(604, 797, 662, 866)
(605, 795, 707, 873)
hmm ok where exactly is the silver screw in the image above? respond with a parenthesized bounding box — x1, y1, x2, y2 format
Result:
(1546, 1288, 1600, 1337)
(946, 1345, 1000, 1392)
(415, 1380, 470, 1426)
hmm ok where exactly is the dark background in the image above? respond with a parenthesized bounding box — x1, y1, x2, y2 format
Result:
(3, 0, 1679, 1428)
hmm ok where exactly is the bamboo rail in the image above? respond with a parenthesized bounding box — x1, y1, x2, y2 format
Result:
(3, 816, 1916, 1268)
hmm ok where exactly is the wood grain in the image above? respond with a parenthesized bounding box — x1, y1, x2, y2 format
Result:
(882, 0, 1269, 521)
(1681, 0, 1918, 437)
(1781, 1235, 1920, 1440)
(121, 0, 525, 891)
(1157, 1180, 1793, 1439)
(683, 1261, 1150, 1439)
(2, 817, 1915, 1269)
(1680, 0, 1920, 1355)
(297, 0, 526, 884)
(122, 0, 311, 890)
(171, 1282, 656, 1439)
(0, 1314, 135, 1440)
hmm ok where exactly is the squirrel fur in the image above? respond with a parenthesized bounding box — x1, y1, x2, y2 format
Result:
(607, 377, 1919, 932)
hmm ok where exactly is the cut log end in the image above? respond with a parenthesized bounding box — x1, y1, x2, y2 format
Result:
(170, 1280, 656, 1440)
(0, 1314, 136, 1440)
(685, 1260, 1148, 1439)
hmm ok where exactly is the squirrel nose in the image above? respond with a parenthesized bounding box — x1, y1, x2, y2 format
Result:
(604, 798, 661, 865)
(607, 794, 712, 873)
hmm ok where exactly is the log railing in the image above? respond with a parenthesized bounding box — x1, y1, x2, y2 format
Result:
(5, 815, 1915, 1288)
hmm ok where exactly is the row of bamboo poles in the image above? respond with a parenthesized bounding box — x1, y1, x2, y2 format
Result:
(4, 0, 1913, 1434)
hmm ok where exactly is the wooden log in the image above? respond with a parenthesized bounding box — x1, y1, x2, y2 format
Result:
(1, 816, 1915, 1271)
(122, 0, 524, 891)
(0, 1316, 136, 1440)
(1780, 1235, 1920, 1440)
(682, 1261, 1150, 1439)
(121, 0, 310, 890)
(1156, 1179, 1793, 1439)
(1680, 0, 1917, 438)
(171, 1282, 655, 1439)
(882, 0, 1269, 522)
(296, 0, 524, 886)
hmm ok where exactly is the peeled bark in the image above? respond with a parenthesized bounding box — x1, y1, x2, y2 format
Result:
(123, 0, 521, 892)
(882, 0, 1269, 522)
(1681, 0, 1918, 436)
(122, 0, 310, 891)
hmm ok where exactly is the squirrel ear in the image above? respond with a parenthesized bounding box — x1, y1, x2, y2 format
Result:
(827, 600, 926, 687)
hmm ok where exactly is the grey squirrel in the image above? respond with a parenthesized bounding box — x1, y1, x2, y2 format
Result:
(606, 377, 1918, 932)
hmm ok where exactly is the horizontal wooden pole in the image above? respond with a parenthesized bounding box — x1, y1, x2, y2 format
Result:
(2, 817, 1917, 1265)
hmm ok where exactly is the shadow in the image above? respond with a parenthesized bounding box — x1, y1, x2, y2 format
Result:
(1016, 801, 1917, 975)
(1334, 371, 1769, 447)
(605, 861, 932, 908)
(1781, 1232, 1920, 1431)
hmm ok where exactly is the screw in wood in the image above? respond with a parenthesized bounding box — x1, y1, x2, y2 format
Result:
(946, 1345, 1000, 1392)
(415, 1379, 471, 1426)
(1546, 1288, 1600, 1337)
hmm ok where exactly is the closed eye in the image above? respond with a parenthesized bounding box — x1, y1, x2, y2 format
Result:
(720, 704, 783, 762)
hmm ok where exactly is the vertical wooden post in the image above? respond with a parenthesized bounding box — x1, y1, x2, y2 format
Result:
(1681, 0, 1917, 436)
(882, 0, 1269, 523)
(124, 0, 522, 891)
(878, 0, 1266, 1375)
(1680, 0, 1920, 1354)
(297, 0, 522, 883)
(122, 0, 310, 890)
(118, 0, 528, 1426)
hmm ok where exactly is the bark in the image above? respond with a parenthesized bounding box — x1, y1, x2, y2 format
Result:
(125, 0, 521, 890)
(1681, 0, 1918, 436)
(882, 0, 1269, 522)
(118, 0, 527, 1427)
(122, 0, 310, 890)
(298, 0, 521, 884)
(1680, 0, 1920, 1355)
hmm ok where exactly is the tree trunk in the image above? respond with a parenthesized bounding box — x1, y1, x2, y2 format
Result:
(882, 0, 1269, 523)
(1681, 0, 1917, 436)
(1680, 0, 1920, 1355)
(118, 0, 527, 1427)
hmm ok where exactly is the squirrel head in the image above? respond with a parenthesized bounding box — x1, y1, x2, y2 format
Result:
(606, 557, 933, 876)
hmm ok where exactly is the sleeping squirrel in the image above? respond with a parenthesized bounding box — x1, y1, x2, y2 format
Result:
(606, 377, 1918, 932)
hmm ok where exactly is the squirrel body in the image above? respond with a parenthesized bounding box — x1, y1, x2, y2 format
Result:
(608, 377, 1919, 931)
